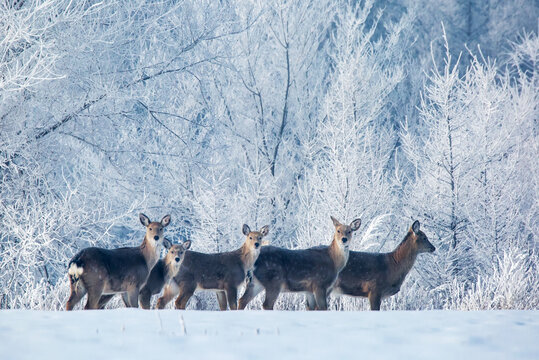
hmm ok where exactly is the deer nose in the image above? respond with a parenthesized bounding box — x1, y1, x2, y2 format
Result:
(342, 237, 348, 244)
(154, 235, 159, 241)
(175, 257, 180, 263)
(254, 242, 260, 248)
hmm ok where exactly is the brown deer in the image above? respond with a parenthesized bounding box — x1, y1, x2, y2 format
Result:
(139, 241, 192, 309)
(332, 220, 435, 310)
(155, 224, 269, 310)
(238, 216, 361, 311)
(65, 213, 171, 310)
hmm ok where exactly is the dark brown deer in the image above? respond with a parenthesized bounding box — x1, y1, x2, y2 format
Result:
(238, 216, 361, 311)
(139, 241, 191, 309)
(65, 213, 171, 310)
(155, 224, 269, 310)
(332, 220, 435, 310)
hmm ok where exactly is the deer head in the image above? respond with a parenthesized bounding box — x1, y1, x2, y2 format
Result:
(242, 224, 270, 251)
(409, 220, 435, 253)
(331, 216, 362, 249)
(139, 213, 171, 249)
(164, 241, 192, 275)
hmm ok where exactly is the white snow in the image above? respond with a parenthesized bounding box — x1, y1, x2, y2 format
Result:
(1, 310, 538, 360)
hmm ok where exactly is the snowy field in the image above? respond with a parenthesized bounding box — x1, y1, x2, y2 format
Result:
(1, 310, 538, 360)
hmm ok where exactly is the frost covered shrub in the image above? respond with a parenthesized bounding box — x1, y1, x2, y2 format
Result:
(452, 250, 539, 310)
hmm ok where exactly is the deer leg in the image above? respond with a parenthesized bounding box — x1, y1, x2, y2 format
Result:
(368, 292, 382, 311)
(314, 288, 328, 310)
(121, 292, 130, 307)
(97, 294, 115, 309)
(175, 282, 196, 310)
(66, 281, 86, 311)
(305, 293, 316, 311)
(84, 284, 104, 310)
(216, 291, 228, 311)
(156, 282, 179, 309)
(126, 289, 139, 308)
(262, 284, 280, 310)
(238, 279, 263, 310)
(139, 287, 152, 309)
(225, 286, 238, 310)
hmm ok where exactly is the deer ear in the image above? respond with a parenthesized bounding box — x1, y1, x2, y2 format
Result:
(163, 238, 172, 249)
(161, 215, 171, 227)
(350, 218, 362, 232)
(242, 224, 251, 236)
(259, 225, 269, 237)
(139, 213, 150, 227)
(330, 216, 341, 227)
(412, 220, 420, 234)
(182, 240, 192, 250)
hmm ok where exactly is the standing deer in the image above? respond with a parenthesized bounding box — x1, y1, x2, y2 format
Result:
(139, 241, 191, 309)
(65, 213, 171, 310)
(156, 224, 269, 310)
(238, 216, 361, 311)
(332, 220, 435, 310)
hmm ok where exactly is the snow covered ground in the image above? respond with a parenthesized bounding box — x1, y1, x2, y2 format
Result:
(1, 309, 538, 360)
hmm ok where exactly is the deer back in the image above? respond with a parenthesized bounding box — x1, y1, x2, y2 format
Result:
(70, 213, 171, 294)
(173, 224, 269, 290)
(253, 246, 340, 292)
(72, 246, 150, 293)
(334, 251, 390, 297)
(334, 220, 435, 299)
(174, 249, 246, 290)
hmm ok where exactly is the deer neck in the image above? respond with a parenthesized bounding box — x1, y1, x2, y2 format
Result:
(329, 238, 349, 273)
(140, 236, 160, 270)
(240, 243, 259, 273)
(164, 261, 179, 281)
(389, 232, 418, 281)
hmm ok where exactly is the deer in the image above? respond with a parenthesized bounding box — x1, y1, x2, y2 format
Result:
(238, 216, 361, 311)
(331, 220, 435, 310)
(65, 213, 171, 310)
(139, 241, 192, 309)
(155, 224, 269, 310)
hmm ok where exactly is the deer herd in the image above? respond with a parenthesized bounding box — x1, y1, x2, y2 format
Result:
(66, 213, 435, 311)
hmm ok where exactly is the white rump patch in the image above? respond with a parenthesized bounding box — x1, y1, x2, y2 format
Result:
(68, 263, 84, 278)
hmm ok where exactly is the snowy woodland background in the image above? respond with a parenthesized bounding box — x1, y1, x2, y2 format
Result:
(0, 0, 537, 311)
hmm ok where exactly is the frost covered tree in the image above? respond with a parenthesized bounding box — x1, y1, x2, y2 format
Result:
(296, 1, 409, 256)
(401, 29, 538, 309)
(201, 0, 338, 246)
(403, 0, 538, 65)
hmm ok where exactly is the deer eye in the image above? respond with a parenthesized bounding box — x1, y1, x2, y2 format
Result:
(337, 230, 340, 233)
(149, 228, 152, 231)
(249, 237, 252, 240)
